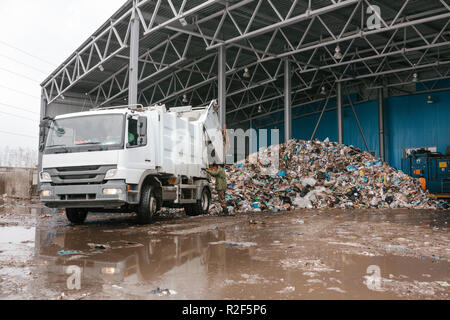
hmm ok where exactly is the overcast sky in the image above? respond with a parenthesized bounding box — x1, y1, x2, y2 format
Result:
(0, 0, 126, 150)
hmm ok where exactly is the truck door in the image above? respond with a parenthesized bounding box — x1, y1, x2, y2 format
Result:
(125, 115, 154, 170)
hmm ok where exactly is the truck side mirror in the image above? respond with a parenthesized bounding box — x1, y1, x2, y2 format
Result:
(138, 117, 147, 136)
(138, 116, 147, 146)
(39, 123, 47, 151)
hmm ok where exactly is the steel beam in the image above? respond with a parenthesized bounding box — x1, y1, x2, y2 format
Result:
(227, 57, 450, 123)
(345, 89, 369, 151)
(41, 0, 450, 107)
(129, 1, 140, 108)
(79, 5, 450, 108)
(378, 87, 386, 162)
(284, 58, 292, 141)
(337, 82, 344, 144)
(140, 0, 221, 36)
(38, 88, 47, 188)
(218, 45, 226, 128)
(240, 80, 450, 128)
(231, 72, 450, 127)
(41, 0, 222, 104)
(311, 93, 332, 141)
(145, 31, 450, 113)
(206, 0, 359, 50)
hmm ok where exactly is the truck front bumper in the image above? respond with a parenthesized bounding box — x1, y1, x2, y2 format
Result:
(40, 180, 131, 209)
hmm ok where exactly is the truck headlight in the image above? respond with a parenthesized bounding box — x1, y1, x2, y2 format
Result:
(41, 190, 52, 197)
(103, 188, 122, 195)
(105, 169, 118, 180)
(40, 171, 52, 183)
(101, 267, 118, 275)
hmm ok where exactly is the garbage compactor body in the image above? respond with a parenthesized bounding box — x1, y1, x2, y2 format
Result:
(401, 149, 450, 196)
(39, 100, 224, 223)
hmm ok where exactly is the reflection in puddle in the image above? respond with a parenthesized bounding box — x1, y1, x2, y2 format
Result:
(31, 209, 449, 299)
(0, 226, 35, 247)
(34, 225, 232, 297)
(0, 205, 447, 299)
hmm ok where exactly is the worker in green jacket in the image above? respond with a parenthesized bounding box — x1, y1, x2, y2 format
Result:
(203, 164, 229, 216)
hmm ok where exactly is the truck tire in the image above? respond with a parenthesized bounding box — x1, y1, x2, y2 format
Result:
(185, 187, 211, 216)
(137, 184, 158, 224)
(66, 208, 88, 224)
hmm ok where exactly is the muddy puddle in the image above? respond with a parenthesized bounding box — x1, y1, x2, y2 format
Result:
(0, 205, 449, 299)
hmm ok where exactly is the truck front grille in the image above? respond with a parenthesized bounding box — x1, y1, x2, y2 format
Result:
(46, 165, 117, 185)
(59, 194, 97, 200)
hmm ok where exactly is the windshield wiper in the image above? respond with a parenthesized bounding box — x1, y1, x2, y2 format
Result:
(87, 147, 107, 152)
(46, 144, 67, 148)
(76, 141, 102, 145)
(46, 145, 69, 153)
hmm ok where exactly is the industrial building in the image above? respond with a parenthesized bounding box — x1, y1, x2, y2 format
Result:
(39, 0, 450, 174)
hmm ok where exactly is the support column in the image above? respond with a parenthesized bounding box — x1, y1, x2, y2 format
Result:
(378, 87, 386, 161)
(38, 88, 47, 188)
(129, 0, 140, 108)
(284, 58, 292, 142)
(337, 82, 344, 144)
(218, 45, 227, 164)
(218, 45, 226, 128)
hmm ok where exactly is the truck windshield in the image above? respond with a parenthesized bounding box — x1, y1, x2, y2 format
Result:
(44, 114, 124, 154)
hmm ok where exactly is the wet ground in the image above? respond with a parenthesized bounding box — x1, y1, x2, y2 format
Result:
(0, 200, 448, 300)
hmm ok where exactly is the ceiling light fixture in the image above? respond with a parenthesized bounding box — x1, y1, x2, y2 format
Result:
(98, 65, 105, 72)
(412, 72, 419, 82)
(182, 94, 188, 103)
(258, 105, 263, 113)
(243, 67, 250, 78)
(334, 45, 343, 60)
(427, 95, 435, 104)
(320, 86, 327, 95)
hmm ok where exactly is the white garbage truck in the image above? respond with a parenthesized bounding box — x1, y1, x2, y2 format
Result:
(39, 100, 224, 224)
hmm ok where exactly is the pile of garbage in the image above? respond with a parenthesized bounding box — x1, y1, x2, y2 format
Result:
(209, 139, 447, 214)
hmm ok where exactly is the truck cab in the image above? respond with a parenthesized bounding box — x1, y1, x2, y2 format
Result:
(39, 101, 224, 224)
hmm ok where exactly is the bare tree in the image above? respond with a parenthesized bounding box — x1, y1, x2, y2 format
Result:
(0, 146, 37, 168)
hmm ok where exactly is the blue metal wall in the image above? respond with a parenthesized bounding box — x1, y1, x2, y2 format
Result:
(256, 86, 450, 170)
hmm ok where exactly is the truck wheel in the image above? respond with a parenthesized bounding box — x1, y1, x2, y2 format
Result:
(137, 184, 158, 224)
(66, 208, 88, 224)
(185, 188, 211, 216)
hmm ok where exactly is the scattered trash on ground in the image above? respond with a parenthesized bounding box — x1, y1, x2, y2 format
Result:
(249, 219, 266, 225)
(209, 241, 258, 248)
(149, 287, 177, 296)
(57, 250, 79, 255)
(93, 240, 142, 250)
(87, 243, 110, 250)
(277, 286, 296, 294)
(56, 240, 143, 256)
(208, 139, 446, 213)
(327, 287, 347, 294)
